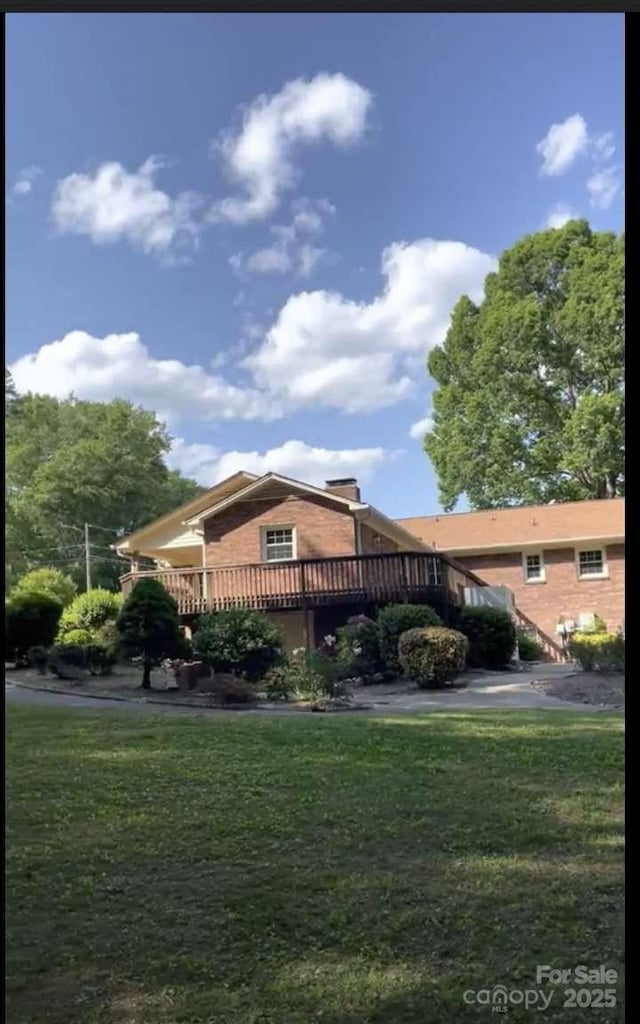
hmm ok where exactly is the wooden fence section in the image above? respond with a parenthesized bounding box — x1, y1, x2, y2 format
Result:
(119, 551, 469, 617)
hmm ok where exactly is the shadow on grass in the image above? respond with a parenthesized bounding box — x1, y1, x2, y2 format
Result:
(6, 706, 624, 1024)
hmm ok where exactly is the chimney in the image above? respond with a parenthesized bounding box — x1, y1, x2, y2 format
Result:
(325, 477, 361, 502)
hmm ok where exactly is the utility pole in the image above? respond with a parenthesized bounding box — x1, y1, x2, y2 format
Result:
(84, 522, 92, 591)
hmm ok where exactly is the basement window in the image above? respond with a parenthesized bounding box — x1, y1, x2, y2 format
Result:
(524, 552, 545, 583)
(576, 549, 607, 579)
(262, 526, 295, 562)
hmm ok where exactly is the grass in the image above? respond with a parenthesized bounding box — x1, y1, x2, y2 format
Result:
(6, 707, 624, 1023)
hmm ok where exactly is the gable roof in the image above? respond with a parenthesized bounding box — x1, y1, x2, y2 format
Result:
(396, 497, 625, 555)
(115, 469, 432, 557)
(115, 471, 258, 551)
(184, 472, 367, 526)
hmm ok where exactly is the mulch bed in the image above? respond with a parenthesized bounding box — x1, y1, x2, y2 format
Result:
(531, 671, 624, 709)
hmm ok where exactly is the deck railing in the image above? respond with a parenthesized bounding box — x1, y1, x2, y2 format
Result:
(119, 551, 481, 618)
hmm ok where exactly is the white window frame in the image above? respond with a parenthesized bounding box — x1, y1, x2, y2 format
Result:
(523, 551, 546, 584)
(575, 548, 608, 580)
(260, 524, 297, 563)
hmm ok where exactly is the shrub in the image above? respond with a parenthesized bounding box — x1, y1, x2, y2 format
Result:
(210, 676, 258, 705)
(13, 567, 77, 608)
(27, 645, 50, 674)
(93, 622, 121, 658)
(568, 632, 624, 673)
(116, 579, 184, 688)
(193, 609, 284, 682)
(49, 642, 88, 679)
(457, 606, 516, 669)
(5, 591, 63, 665)
(398, 626, 467, 689)
(287, 648, 348, 700)
(517, 630, 544, 662)
(58, 588, 123, 639)
(377, 604, 442, 674)
(85, 642, 117, 677)
(262, 665, 297, 702)
(335, 615, 382, 679)
(59, 627, 94, 646)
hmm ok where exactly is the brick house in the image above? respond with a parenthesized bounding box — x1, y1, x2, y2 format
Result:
(397, 498, 625, 659)
(115, 471, 479, 650)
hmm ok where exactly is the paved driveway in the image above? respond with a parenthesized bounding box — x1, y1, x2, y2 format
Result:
(5, 664, 600, 715)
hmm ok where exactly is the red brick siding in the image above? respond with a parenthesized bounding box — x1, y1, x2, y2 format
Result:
(460, 543, 625, 648)
(204, 495, 357, 566)
(359, 523, 400, 555)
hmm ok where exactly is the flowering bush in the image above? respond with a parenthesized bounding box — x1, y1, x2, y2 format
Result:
(335, 615, 382, 679)
(287, 647, 349, 700)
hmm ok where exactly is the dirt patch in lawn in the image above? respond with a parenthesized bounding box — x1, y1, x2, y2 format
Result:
(531, 671, 624, 709)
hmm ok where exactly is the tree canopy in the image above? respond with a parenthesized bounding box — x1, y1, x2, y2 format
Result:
(5, 392, 205, 592)
(424, 220, 624, 510)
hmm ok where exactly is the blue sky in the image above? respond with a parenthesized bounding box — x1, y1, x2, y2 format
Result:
(6, 13, 624, 517)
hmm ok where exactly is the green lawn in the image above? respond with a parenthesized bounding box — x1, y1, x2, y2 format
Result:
(6, 707, 624, 1024)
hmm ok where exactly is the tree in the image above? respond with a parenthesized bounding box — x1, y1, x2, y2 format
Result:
(424, 220, 624, 509)
(116, 578, 184, 688)
(5, 394, 205, 592)
(12, 567, 77, 608)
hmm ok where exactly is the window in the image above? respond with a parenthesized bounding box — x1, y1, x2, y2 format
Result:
(523, 552, 545, 583)
(577, 549, 606, 578)
(262, 526, 295, 562)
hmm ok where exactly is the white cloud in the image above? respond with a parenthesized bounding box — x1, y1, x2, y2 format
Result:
(210, 73, 372, 223)
(244, 238, 496, 413)
(167, 437, 395, 488)
(51, 157, 203, 259)
(592, 132, 616, 162)
(246, 244, 292, 274)
(12, 165, 43, 196)
(231, 199, 333, 278)
(11, 237, 494, 423)
(409, 415, 434, 440)
(545, 202, 578, 229)
(9, 330, 274, 424)
(537, 114, 589, 176)
(586, 166, 621, 209)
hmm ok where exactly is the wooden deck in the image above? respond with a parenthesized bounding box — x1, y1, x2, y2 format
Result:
(119, 551, 477, 618)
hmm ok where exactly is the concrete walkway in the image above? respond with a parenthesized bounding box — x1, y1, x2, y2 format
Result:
(358, 664, 602, 713)
(5, 664, 606, 716)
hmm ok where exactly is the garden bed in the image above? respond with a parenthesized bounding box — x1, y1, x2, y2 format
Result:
(531, 671, 625, 709)
(4, 665, 374, 713)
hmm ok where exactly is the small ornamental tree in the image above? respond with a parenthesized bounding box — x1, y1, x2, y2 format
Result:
(116, 579, 184, 689)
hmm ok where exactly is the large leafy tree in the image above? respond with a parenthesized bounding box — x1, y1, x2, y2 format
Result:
(425, 220, 624, 509)
(5, 393, 204, 592)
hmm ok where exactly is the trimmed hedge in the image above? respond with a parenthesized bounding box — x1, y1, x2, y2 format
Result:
(568, 632, 624, 673)
(457, 606, 516, 669)
(377, 604, 442, 674)
(58, 588, 123, 640)
(12, 567, 77, 609)
(398, 626, 467, 689)
(6, 591, 63, 664)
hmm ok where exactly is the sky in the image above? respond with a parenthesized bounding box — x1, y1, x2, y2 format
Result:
(6, 12, 624, 518)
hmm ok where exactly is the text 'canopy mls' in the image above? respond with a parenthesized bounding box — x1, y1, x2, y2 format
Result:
(424, 220, 624, 510)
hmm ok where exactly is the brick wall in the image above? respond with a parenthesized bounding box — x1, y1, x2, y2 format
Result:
(204, 495, 357, 566)
(460, 543, 625, 651)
